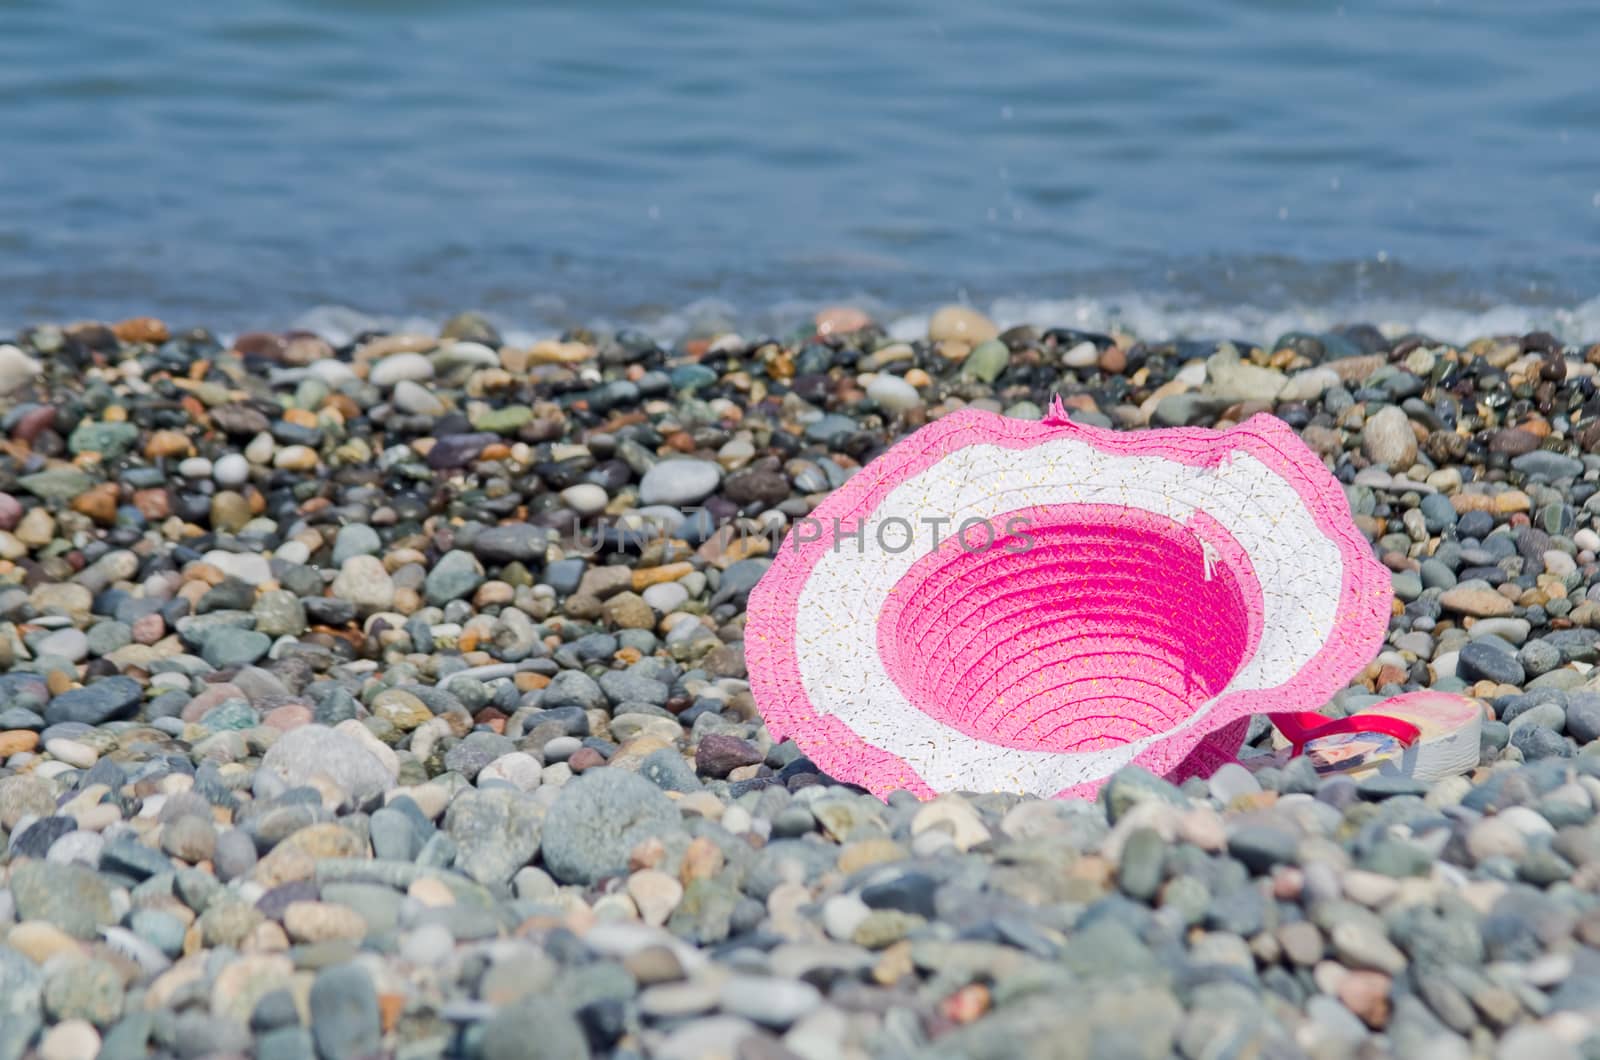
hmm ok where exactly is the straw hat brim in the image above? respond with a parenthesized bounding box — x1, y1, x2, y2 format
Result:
(746, 408, 1390, 799)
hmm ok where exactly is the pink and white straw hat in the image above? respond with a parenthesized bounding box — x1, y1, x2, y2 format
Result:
(745, 398, 1392, 800)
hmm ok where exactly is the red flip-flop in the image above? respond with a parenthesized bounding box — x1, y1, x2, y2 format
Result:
(1268, 691, 1484, 781)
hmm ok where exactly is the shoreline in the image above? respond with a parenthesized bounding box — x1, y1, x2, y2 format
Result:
(12, 283, 1600, 361)
(0, 306, 1597, 1059)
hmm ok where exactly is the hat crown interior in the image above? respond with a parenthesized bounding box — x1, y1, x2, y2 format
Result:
(878, 502, 1257, 754)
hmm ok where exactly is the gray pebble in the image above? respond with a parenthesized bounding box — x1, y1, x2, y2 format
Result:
(309, 963, 380, 1060)
(444, 788, 543, 887)
(1457, 641, 1526, 686)
(478, 997, 589, 1060)
(541, 670, 607, 712)
(639, 459, 721, 506)
(540, 769, 682, 884)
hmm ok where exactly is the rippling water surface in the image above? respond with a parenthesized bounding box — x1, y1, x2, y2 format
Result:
(1, 0, 1598, 339)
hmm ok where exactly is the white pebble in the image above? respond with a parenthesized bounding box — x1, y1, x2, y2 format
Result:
(477, 752, 543, 792)
(1467, 816, 1527, 863)
(44, 738, 97, 770)
(721, 805, 752, 835)
(437, 341, 498, 367)
(592, 892, 639, 923)
(865, 374, 922, 413)
(785, 1007, 852, 1060)
(369, 352, 434, 387)
(561, 483, 610, 516)
(400, 923, 457, 965)
(75, 804, 121, 832)
(177, 456, 213, 478)
(35, 628, 88, 663)
(717, 436, 755, 467)
(821, 894, 869, 941)
(150, 672, 190, 692)
(203, 550, 272, 586)
(1280, 367, 1341, 402)
(244, 432, 276, 466)
(719, 976, 821, 1028)
(1208, 761, 1261, 803)
(47, 830, 104, 866)
(0, 344, 43, 396)
(1498, 805, 1556, 838)
(392, 379, 445, 416)
(1543, 550, 1577, 577)
(38, 1020, 100, 1060)
(1495, 1025, 1579, 1060)
(911, 797, 991, 851)
(1431, 651, 1459, 679)
(308, 359, 357, 384)
(514, 866, 559, 902)
(1063, 341, 1099, 367)
(275, 540, 312, 565)
(213, 452, 251, 486)
(642, 583, 689, 613)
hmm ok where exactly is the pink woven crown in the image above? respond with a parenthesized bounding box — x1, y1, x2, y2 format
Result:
(745, 398, 1391, 800)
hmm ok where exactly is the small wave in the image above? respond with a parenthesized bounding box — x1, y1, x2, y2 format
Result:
(892, 293, 1600, 347)
(279, 291, 1600, 351)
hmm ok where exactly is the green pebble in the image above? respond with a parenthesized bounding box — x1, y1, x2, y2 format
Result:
(67, 421, 140, 460)
(960, 339, 1010, 383)
(472, 405, 535, 434)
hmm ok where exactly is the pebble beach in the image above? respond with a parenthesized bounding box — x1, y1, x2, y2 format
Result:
(0, 306, 1597, 1060)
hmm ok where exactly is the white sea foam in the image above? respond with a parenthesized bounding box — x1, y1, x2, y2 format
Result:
(897, 293, 1600, 348)
(274, 292, 1600, 352)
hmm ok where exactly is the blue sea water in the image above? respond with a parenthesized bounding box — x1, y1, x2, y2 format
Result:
(1, 0, 1598, 341)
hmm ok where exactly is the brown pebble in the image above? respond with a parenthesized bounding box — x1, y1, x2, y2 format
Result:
(132, 488, 171, 520)
(632, 562, 694, 591)
(628, 836, 667, 872)
(872, 941, 914, 984)
(70, 482, 119, 524)
(1488, 428, 1541, 455)
(143, 430, 194, 460)
(0, 730, 41, 756)
(1338, 970, 1392, 1028)
(567, 747, 604, 772)
(940, 983, 990, 1024)
(12, 406, 57, 443)
(233, 332, 287, 360)
(815, 306, 872, 336)
(679, 836, 724, 884)
(113, 316, 170, 344)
